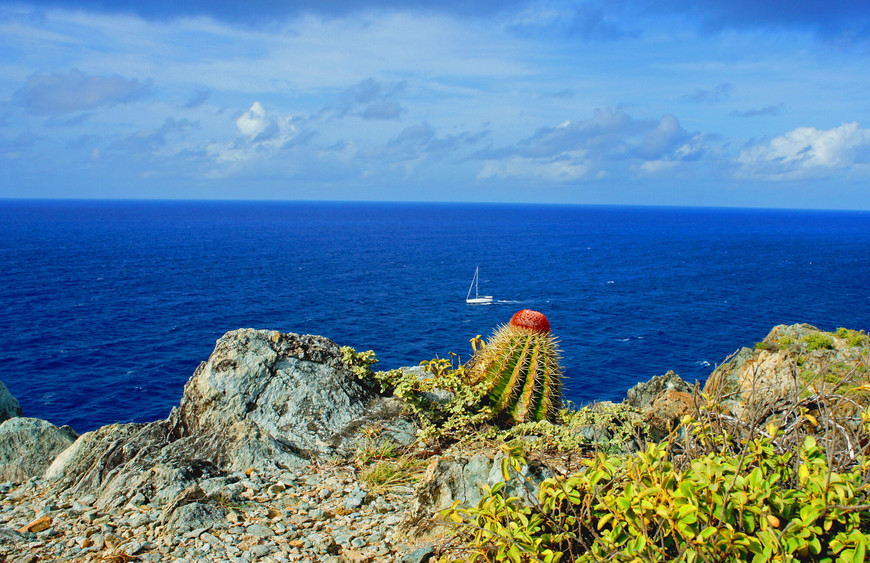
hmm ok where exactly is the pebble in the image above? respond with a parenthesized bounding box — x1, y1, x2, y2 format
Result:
(0, 465, 434, 562)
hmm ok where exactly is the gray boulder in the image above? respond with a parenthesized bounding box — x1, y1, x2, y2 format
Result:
(403, 450, 551, 533)
(0, 417, 77, 482)
(45, 329, 382, 510)
(0, 379, 22, 423)
(173, 329, 379, 458)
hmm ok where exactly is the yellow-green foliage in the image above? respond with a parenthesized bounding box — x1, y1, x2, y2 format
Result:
(342, 344, 498, 440)
(803, 333, 835, 352)
(838, 328, 869, 348)
(496, 402, 648, 454)
(444, 412, 870, 563)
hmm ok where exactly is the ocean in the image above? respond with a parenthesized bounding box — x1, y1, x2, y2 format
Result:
(1, 200, 868, 433)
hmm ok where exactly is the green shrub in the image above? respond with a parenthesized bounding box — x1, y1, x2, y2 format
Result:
(778, 336, 795, 349)
(343, 344, 500, 440)
(344, 309, 567, 440)
(803, 332, 835, 352)
(837, 328, 869, 348)
(443, 409, 870, 563)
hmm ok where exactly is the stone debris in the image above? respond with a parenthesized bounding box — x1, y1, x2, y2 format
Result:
(0, 462, 437, 563)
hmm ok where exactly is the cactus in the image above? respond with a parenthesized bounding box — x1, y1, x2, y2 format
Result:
(466, 309, 563, 425)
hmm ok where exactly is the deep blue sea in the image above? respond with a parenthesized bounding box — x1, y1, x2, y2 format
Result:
(1, 200, 869, 433)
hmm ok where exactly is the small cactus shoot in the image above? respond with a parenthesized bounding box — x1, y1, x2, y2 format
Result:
(467, 309, 563, 425)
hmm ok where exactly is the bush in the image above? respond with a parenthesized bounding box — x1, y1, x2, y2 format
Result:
(803, 333, 835, 352)
(837, 328, 869, 348)
(442, 403, 870, 563)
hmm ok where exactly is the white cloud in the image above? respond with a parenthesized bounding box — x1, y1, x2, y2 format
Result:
(737, 122, 870, 180)
(206, 102, 298, 176)
(638, 160, 679, 176)
(478, 152, 591, 182)
(236, 102, 268, 138)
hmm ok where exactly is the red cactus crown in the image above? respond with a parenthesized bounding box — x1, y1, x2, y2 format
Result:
(509, 309, 550, 333)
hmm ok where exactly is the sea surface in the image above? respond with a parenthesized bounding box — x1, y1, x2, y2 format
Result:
(1, 200, 869, 433)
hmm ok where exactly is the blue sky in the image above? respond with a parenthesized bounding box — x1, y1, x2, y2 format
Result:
(1, 1, 869, 208)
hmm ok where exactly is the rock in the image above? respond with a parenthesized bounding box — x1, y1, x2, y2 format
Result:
(163, 502, 225, 534)
(401, 546, 436, 563)
(0, 417, 77, 482)
(644, 390, 695, 441)
(245, 523, 275, 538)
(0, 527, 25, 545)
(159, 484, 207, 524)
(174, 329, 379, 460)
(44, 420, 224, 510)
(17, 515, 51, 534)
(0, 379, 21, 423)
(626, 370, 693, 410)
(344, 487, 370, 510)
(125, 539, 144, 555)
(704, 324, 867, 420)
(44, 330, 382, 509)
(403, 450, 550, 533)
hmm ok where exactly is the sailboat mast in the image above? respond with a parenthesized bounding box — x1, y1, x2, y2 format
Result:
(467, 267, 477, 300)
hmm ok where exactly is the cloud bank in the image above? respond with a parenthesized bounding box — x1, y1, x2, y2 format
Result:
(13, 69, 152, 116)
(738, 122, 870, 180)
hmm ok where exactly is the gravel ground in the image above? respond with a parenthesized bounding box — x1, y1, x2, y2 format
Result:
(0, 461, 442, 563)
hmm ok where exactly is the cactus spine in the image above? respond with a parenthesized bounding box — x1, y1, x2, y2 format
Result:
(467, 309, 563, 425)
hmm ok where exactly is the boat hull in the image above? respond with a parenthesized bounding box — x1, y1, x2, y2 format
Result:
(466, 296, 494, 304)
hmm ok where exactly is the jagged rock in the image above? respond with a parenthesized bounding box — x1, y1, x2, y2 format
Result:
(644, 390, 695, 441)
(626, 370, 693, 410)
(624, 371, 695, 440)
(0, 379, 22, 423)
(401, 546, 436, 563)
(0, 526, 24, 545)
(45, 329, 382, 510)
(173, 329, 379, 456)
(704, 324, 868, 420)
(403, 450, 551, 533)
(0, 417, 77, 482)
(163, 501, 226, 534)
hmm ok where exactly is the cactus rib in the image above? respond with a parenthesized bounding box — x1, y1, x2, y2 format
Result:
(466, 309, 563, 425)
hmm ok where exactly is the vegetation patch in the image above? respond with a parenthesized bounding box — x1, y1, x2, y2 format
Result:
(837, 328, 869, 349)
(346, 322, 870, 562)
(803, 332, 835, 352)
(442, 403, 870, 563)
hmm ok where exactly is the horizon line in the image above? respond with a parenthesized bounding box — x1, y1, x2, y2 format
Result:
(0, 197, 867, 214)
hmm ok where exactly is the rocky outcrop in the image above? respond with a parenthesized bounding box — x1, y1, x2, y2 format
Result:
(44, 329, 388, 511)
(403, 449, 551, 534)
(704, 324, 868, 420)
(643, 390, 696, 440)
(0, 417, 77, 482)
(0, 379, 22, 423)
(626, 370, 695, 440)
(626, 370, 694, 410)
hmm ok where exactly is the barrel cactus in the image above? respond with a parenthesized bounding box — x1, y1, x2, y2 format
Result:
(466, 309, 563, 425)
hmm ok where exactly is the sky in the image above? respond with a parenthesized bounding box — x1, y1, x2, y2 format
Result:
(1, 1, 869, 208)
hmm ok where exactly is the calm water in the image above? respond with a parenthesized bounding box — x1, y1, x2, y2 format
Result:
(1, 200, 868, 432)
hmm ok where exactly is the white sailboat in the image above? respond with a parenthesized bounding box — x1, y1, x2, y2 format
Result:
(466, 267, 494, 304)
